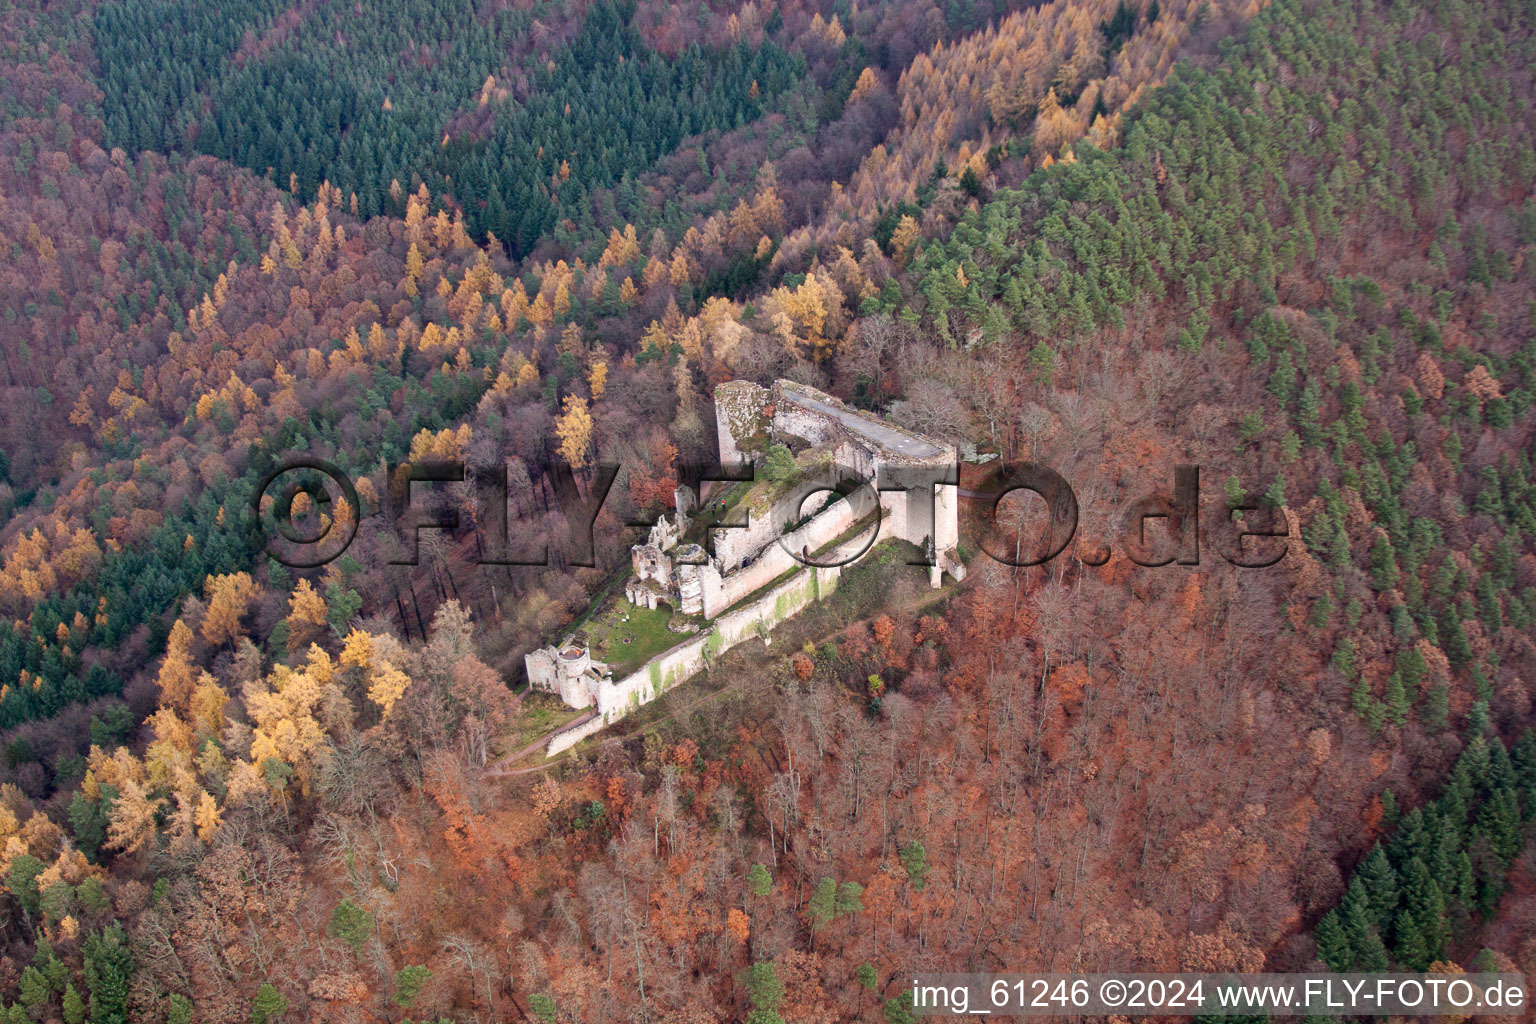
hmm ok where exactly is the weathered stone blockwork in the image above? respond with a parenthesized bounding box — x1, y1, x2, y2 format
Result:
(530, 379, 965, 742)
(547, 564, 841, 755)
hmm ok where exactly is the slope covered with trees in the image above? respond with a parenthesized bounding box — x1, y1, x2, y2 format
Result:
(883, 0, 1536, 746)
(1314, 729, 1536, 972)
(96, 0, 803, 253)
(1, 0, 1535, 1018)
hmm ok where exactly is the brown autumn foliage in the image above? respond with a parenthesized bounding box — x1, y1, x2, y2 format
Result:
(0, 0, 1534, 1019)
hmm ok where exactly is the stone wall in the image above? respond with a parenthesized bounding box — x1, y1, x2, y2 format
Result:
(547, 564, 841, 755)
(771, 399, 838, 449)
(712, 378, 961, 581)
(883, 479, 959, 555)
(705, 483, 875, 616)
(714, 380, 769, 465)
(545, 712, 609, 756)
(525, 648, 557, 693)
(935, 481, 958, 554)
(711, 491, 786, 572)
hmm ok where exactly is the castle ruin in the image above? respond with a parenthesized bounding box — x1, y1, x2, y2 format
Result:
(525, 379, 964, 714)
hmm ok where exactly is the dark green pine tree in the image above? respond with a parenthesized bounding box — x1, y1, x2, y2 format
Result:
(1369, 532, 1399, 589)
(1452, 850, 1476, 911)
(1396, 647, 1427, 694)
(1511, 730, 1536, 793)
(1486, 740, 1517, 792)
(1392, 858, 1446, 970)
(82, 924, 134, 1024)
(1474, 577, 1499, 632)
(1356, 849, 1399, 929)
(1344, 893, 1391, 972)
(62, 983, 86, 1024)
(1476, 789, 1523, 864)
(1440, 608, 1474, 669)
(1380, 788, 1401, 830)
(808, 878, 837, 940)
(1391, 808, 1429, 866)
(1384, 671, 1410, 726)
(1313, 908, 1354, 971)
(745, 962, 786, 1024)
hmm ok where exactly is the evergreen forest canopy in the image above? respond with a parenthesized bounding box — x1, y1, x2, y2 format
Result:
(1, 0, 1536, 1016)
(881, 0, 1536, 741)
(95, 0, 804, 254)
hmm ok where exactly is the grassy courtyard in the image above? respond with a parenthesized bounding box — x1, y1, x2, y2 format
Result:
(581, 596, 694, 677)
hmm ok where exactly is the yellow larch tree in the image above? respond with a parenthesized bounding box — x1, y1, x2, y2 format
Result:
(405, 243, 425, 295)
(201, 572, 262, 648)
(367, 662, 412, 717)
(527, 292, 553, 327)
(669, 253, 694, 287)
(242, 651, 328, 796)
(409, 423, 473, 462)
(88, 747, 159, 856)
(598, 224, 641, 268)
(555, 395, 594, 471)
(156, 619, 198, 712)
(432, 209, 454, 249)
(187, 673, 230, 743)
(69, 387, 97, 429)
(890, 214, 922, 263)
(501, 282, 529, 323)
(193, 791, 223, 841)
(404, 190, 427, 246)
(464, 250, 499, 295)
(340, 628, 375, 670)
(287, 578, 328, 652)
(331, 494, 356, 536)
(559, 321, 585, 360)
(279, 225, 302, 269)
(641, 254, 670, 288)
(762, 269, 847, 361)
(640, 320, 671, 359)
(849, 66, 880, 104)
(368, 322, 391, 359)
(1031, 87, 1079, 157)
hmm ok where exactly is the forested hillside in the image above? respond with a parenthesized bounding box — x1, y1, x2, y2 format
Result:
(0, 0, 1534, 1018)
(96, 0, 804, 253)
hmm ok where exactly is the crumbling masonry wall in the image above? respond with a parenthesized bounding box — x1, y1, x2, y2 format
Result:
(713, 380, 771, 466)
(547, 564, 841, 755)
